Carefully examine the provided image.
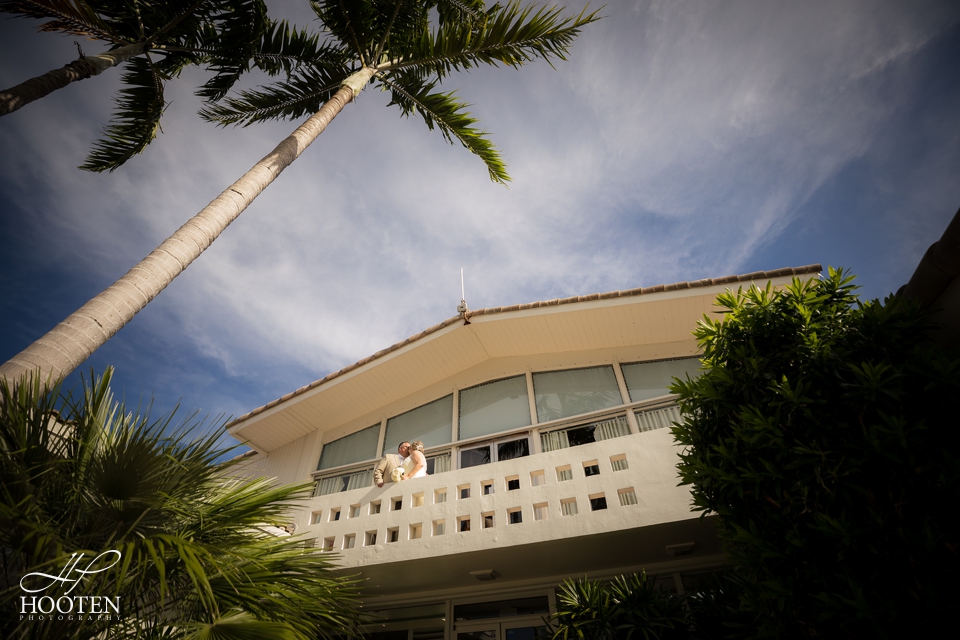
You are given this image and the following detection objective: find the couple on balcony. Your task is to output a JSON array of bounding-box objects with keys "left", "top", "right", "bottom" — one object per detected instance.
[{"left": 374, "top": 440, "right": 427, "bottom": 487}]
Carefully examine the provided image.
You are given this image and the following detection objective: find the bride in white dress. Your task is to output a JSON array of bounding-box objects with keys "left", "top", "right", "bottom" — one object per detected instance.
[{"left": 401, "top": 440, "right": 428, "bottom": 479}]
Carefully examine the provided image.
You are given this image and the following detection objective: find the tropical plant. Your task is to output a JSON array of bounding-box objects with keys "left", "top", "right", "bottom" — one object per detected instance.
[
  {"left": 0, "top": 0, "right": 599, "bottom": 391},
  {"left": 0, "top": 0, "right": 269, "bottom": 171},
  {"left": 0, "top": 367, "right": 363, "bottom": 640},
  {"left": 549, "top": 573, "right": 688, "bottom": 640},
  {"left": 670, "top": 268, "right": 960, "bottom": 637}
]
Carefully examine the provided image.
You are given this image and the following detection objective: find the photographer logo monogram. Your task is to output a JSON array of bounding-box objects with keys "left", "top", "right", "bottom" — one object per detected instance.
[{"left": 19, "top": 550, "right": 123, "bottom": 622}]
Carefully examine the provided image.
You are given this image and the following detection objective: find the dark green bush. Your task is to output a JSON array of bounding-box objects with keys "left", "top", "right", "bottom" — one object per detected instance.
[{"left": 671, "top": 268, "right": 960, "bottom": 637}]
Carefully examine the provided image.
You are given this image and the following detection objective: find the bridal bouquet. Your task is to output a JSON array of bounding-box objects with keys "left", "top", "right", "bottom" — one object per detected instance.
[{"left": 391, "top": 468, "right": 405, "bottom": 483}]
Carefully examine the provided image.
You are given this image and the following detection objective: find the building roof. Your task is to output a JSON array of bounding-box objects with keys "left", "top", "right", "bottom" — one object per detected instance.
[{"left": 226, "top": 265, "right": 820, "bottom": 450}]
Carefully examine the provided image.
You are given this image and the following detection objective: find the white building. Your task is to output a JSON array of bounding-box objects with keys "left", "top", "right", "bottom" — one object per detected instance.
[{"left": 227, "top": 265, "right": 820, "bottom": 640}]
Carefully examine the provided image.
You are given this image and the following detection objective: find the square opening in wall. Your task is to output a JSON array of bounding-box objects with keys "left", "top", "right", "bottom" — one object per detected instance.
[
  {"left": 392, "top": 497, "right": 403, "bottom": 511},
  {"left": 561, "top": 498, "right": 578, "bottom": 516},
  {"left": 610, "top": 454, "right": 629, "bottom": 471},
  {"left": 506, "top": 475, "right": 520, "bottom": 491},
  {"left": 433, "top": 520, "right": 445, "bottom": 536},
  {"left": 342, "top": 534, "right": 355, "bottom": 550},
  {"left": 482, "top": 480, "right": 494, "bottom": 495},
  {"left": 349, "top": 504, "right": 360, "bottom": 518},
  {"left": 322, "top": 537, "right": 335, "bottom": 552},
  {"left": 369, "top": 501, "right": 381, "bottom": 515},
  {"left": 311, "top": 511, "right": 322, "bottom": 525},
  {"left": 387, "top": 527, "right": 399, "bottom": 543},
  {"left": 618, "top": 487, "right": 638, "bottom": 506},
  {"left": 508, "top": 508, "right": 522, "bottom": 524},
  {"left": 458, "top": 516, "right": 471, "bottom": 532},
  {"left": 459, "top": 484, "right": 471, "bottom": 500},
  {"left": 409, "top": 523, "right": 422, "bottom": 540},
  {"left": 412, "top": 492, "right": 424, "bottom": 507},
  {"left": 534, "top": 503, "right": 548, "bottom": 521},
  {"left": 329, "top": 508, "right": 341, "bottom": 522},
  {"left": 583, "top": 460, "right": 600, "bottom": 477},
  {"left": 482, "top": 512, "right": 495, "bottom": 529},
  {"left": 435, "top": 488, "right": 447, "bottom": 504},
  {"left": 589, "top": 493, "right": 608, "bottom": 511},
  {"left": 530, "top": 470, "right": 545, "bottom": 486},
  {"left": 364, "top": 531, "right": 377, "bottom": 546},
  {"left": 556, "top": 466, "right": 573, "bottom": 482}
]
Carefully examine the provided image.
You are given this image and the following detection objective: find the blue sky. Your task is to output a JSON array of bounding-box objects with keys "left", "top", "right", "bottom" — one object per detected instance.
[{"left": 1, "top": 1, "right": 958, "bottom": 451}]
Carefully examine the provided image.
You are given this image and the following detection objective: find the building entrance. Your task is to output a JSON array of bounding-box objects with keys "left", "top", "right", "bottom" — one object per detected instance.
[{"left": 454, "top": 615, "right": 548, "bottom": 640}]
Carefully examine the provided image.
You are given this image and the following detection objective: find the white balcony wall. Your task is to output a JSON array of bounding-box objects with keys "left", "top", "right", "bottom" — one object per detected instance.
[{"left": 297, "top": 428, "right": 692, "bottom": 566}]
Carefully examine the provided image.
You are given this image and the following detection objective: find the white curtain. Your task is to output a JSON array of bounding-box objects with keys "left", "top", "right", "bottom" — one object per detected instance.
[
  {"left": 384, "top": 395, "right": 453, "bottom": 452},
  {"left": 593, "top": 416, "right": 630, "bottom": 441},
  {"left": 458, "top": 375, "right": 531, "bottom": 439},
  {"left": 345, "top": 469, "right": 372, "bottom": 491},
  {"left": 618, "top": 490, "right": 638, "bottom": 506},
  {"left": 316, "top": 476, "right": 344, "bottom": 496},
  {"left": 561, "top": 501, "right": 578, "bottom": 516},
  {"left": 540, "top": 430, "right": 569, "bottom": 452},
  {"left": 635, "top": 405, "right": 683, "bottom": 432},
  {"left": 533, "top": 366, "right": 622, "bottom": 422},
  {"left": 621, "top": 358, "right": 702, "bottom": 402},
  {"left": 429, "top": 452, "right": 451, "bottom": 474}
]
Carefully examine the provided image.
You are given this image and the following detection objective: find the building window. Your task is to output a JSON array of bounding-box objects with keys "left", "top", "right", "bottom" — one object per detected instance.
[
  {"left": 540, "top": 415, "right": 630, "bottom": 452},
  {"left": 533, "top": 365, "right": 623, "bottom": 422},
  {"left": 370, "top": 501, "right": 381, "bottom": 515},
  {"left": 482, "top": 480, "right": 494, "bottom": 495},
  {"left": 635, "top": 404, "right": 684, "bottom": 432},
  {"left": 388, "top": 527, "right": 399, "bottom": 543},
  {"left": 458, "top": 375, "right": 531, "bottom": 440},
  {"left": 561, "top": 498, "right": 578, "bottom": 516},
  {"left": 530, "top": 470, "right": 546, "bottom": 486},
  {"left": 590, "top": 494, "right": 607, "bottom": 511},
  {"left": 343, "top": 534, "right": 356, "bottom": 550},
  {"left": 610, "top": 454, "right": 629, "bottom": 471},
  {"left": 322, "top": 537, "right": 334, "bottom": 551},
  {"left": 583, "top": 460, "right": 600, "bottom": 477},
  {"left": 311, "top": 511, "right": 322, "bottom": 525},
  {"left": 350, "top": 505, "right": 360, "bottom": 518},
  {"left": 393, "top": 498, "right": 403, "bottom": 511},
  {"left": 556, "top": 466, "right": 573, "bottom": 482},
  {"left": 534, "top": 503, "right": 548, "bottom": 521},
  {"left": 483, "top": 512, "right": 495, "bottom": 529},
  {"left": 435, "top": 489, "right": 447, "bottom": 504},
  {"left": 412, "top": 492, "right": 424, "bottom": 507},
  {"left": 459, "top": 435, "right": 531, "bottom": 470},
  {"left": 458, "top": 516, "right": 471, "bottom": 532},
  {"left": 317, "top": 424, "right": 380, "bottom": 471},
  {"left": 315, "top": 468, "right": 374, "bottom": 495},
  {"left": 618, "top": 488, "right": 638, "bottom": 506},
  {"left": 410, "top": 523, "right": 422, "bottom": 540},
  {"left": 385, "top": 395, "right": 454, "bottom": 453},
  {"left": 433, "top": 520, "right": 445, "bottom": 536},
  {"left": 506, "top": 475, "right": 520, "bottom": 491},
  {"left": 329, "top": 508, "right": 341, "bottom": 522},
  {"left": 508, "top": 508, "right": 522, "bottom": 524},
  {"left": 365, "top": 531, "right": 377, "bottom": 546},
  {"left": 621, "top": 357, "right": 701, "bottom": 402}
]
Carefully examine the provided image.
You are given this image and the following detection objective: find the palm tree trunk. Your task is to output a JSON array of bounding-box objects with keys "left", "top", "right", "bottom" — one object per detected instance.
[
  {"left": 0, "top": 42, "right": 145, "bottom": 117},
  {"left": 0, "top": 67, "right": 377, "bottom": 388}
]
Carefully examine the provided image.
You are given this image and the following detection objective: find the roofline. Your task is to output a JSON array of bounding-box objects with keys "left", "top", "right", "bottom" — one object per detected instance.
[{"left": 226, "top": 264, "right": 821, "bottom": 430}]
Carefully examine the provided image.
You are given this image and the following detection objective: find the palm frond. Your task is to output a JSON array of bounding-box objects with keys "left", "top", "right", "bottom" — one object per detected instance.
[
  {"left": 388, "top": 1, "right": 601, "bottom": 76},
  {"left": 199, "top": 64, "right": 348, "bottom": 126},
  {"left": 0, "top": 0, "right": 114, "bottom": 40},
  {"left": 381, "top": 71, "right": 509, "bottom": 184},
  {"left": 80, "top": 54, "right": 166, "bottom": 171}
]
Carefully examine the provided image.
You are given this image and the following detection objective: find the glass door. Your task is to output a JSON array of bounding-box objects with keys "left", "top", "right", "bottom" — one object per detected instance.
[
  {"left": 455, "top": 624, "right": 498, "bottom": 640},
  {"left": 456, "top": 616, "right": 547, "bottom": 640}
]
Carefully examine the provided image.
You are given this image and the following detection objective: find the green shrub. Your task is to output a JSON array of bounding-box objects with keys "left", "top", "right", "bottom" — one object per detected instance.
[{"left": 671, "top": 269, "right": 960, "bottom": 637}]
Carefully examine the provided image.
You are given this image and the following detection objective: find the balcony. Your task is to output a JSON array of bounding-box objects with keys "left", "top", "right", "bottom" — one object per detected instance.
[{"left": 296, "top": 400, "right": 722, "bottom": 593}]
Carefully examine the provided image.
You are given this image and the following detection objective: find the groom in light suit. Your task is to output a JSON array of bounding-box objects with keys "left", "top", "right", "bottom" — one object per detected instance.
[{"left": 374, "top": 441, "right": 410, "bottom": 487}]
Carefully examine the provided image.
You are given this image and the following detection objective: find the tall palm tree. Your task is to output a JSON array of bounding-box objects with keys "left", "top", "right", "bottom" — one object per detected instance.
[
  {"left": 0, "top": 367, "right": 364, "bottom": 640},
  {"left": 0, "top": 0, "right": 269, "bottom": 171},
  {"left": 0, "top": 0, "right": 599, "bottom": 391}
]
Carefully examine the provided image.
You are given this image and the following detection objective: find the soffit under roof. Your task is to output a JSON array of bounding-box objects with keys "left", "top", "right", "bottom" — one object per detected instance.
[{"left": 228, "top": 266, "right": 821, "bottom": 452}]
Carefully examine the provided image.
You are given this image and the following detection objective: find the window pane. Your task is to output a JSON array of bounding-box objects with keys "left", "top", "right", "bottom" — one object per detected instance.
[
  {"left": 621, "top": 358, "right": 702, "bottom": 402},
  {"left": 533, "top": 366, "right": 622, "bottom": 422},
  {"left": 459, "top": 375, "right": 531, "bottom": 439},
  {"left": 385, "top": 395, "right": 453, "bottom": 453},
  {"left": 318, "top": 424, "right": 380, "bottom": 470},
  {"left": 497, "top": 438, "right": 530, "bottom": 461},
  {"left": 461, "top": 445, "right": 491, "bottom": 469}
]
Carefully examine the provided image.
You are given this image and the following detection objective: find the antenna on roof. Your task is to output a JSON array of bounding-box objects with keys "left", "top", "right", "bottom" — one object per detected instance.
[{"left": 457, "top": 267, "right": 470, "bottom": 323}]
